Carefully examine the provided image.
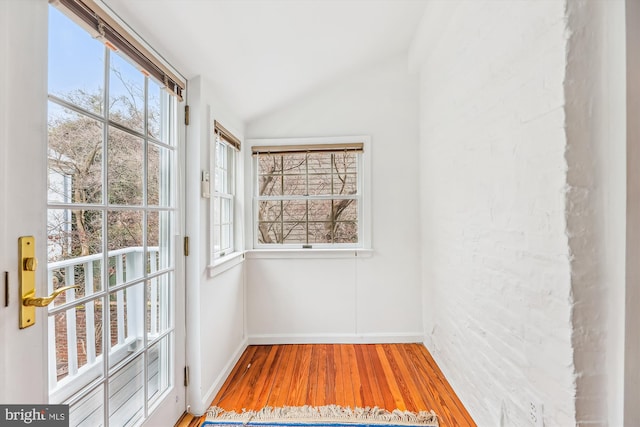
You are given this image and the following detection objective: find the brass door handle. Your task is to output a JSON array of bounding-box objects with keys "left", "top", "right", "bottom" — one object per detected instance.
[
  {"left": 23, "top": 285, "right": 80, "bottom": 307},
  {"left": 18, "top": 236, "right": 82, "bottom": 329}
]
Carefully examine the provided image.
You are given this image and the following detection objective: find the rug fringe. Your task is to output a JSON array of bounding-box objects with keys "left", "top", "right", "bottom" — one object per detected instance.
[{"left": 206, "top": 405, "right": 438, "bottom": 426}]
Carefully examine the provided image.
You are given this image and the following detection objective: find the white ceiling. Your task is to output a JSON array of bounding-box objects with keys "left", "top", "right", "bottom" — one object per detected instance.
[{"left": 103, "top": 0, "right": 428, "bottom": 122}]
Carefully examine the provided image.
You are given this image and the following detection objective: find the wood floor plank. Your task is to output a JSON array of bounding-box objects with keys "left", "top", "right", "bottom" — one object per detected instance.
[
  {"left": 375, "top": 344, "right": 407, "bottom": 410},
  {"left": 345, "top": 344, "right": 363, "bottom": 408},
  {"left": 354, "top": 344, "right": 375, "bottom": 405},
  {"left": 240, "top": 346, "right": 273, "bottom": 409},
  {"left": 291, "top": 344, "right": 312, "bottom": 406},
  {"left": 248, "top": 345, "right": 281, "bottom": 409},
  {"left": 306, "top": 344, "right": 320, "bottom": 405},
  {"left": 212, "top": 345, "right": 258, "bottom": 409},
  {"left": 332, "top": 345, "right": 345, "bottom": 406},
  {"left": 407, "top": 344, "right": 477, "bottom": 427},
  {"left": 338, "top": 344, "right": 355, "bottom": 406},
  {"left": 268, "top": 344, "right": 297, "bottom": 407},
  {"left": 315, "top": 344, "right": 328, "bottom": 405},
  {"left": 382, "top": 344, "right": 420, "bottom": 411},
  {"left": 361, "top": 344, "right": 386, "bottom": 406},
  {"left": 398, "top": 344, "right": 452, "bottom": 423},
  {"left": 233, "top": 345, "right": 270, "bottom": 409},
  {"left": 388, "top": 344, "right": 428, "bottom": 410},
  {"left": 177, "top": 344, "right": 475, "bottom": 427},
  {"left": 324, "top": 344, "right": 337, "bottom": 404}
]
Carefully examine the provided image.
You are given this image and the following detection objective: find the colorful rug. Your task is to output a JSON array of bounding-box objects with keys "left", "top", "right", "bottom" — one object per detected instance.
[{"left": 203, "top": 405, "right": 438, "bottom": 427}]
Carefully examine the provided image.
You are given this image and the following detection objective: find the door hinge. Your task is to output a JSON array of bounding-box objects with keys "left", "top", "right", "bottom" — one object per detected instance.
[
  {"left": 184, "top": 236, "right": 189, "bottom": 256},
  {"left": 184, "top": 366, "right": 189, "bottom": 387},
  {"left": 185, "top": 105, "right": 190, "bottom": 126}
]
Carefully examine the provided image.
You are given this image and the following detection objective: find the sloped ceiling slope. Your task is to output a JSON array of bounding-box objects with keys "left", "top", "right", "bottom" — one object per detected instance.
[{"left": 103, "top": 0, "right": 428, "bottom": 122}]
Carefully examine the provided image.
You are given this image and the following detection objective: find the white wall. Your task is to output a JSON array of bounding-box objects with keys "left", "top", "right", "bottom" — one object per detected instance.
[
  {"left": 565, "top": 1, "right": 627, "bottom": 425},
  {"left": 185, "top": 76, "right": 247, "bottom": 415},
  {"left": 411, "top": 2, "right": 576, "bottom": 426},
  {"left": 245, "top": 54, "right": 423, "bottom": 343}
]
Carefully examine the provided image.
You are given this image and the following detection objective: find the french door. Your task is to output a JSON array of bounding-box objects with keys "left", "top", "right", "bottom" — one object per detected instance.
[{"left": 46, "top": 4, "right": 184, "bottom": 426}]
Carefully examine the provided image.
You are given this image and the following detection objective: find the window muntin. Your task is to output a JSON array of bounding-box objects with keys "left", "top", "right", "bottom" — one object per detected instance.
[
  {"left": 213, "top": 137, "right": 235, "bottom": 259},
  {"left": 254, "top": 147, "right": 362, "bottom": 247}
]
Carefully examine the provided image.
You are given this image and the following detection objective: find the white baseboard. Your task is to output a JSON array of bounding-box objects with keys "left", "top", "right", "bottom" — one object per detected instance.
[
  {"left": 248, "top": 332, "right": 424, "bottom": 345},
  {"left": 199, "top": 338, "right": 248, "bottom": 414}
]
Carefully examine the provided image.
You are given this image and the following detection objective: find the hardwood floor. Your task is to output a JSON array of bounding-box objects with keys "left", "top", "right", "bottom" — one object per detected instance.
[{"left": 175, "top": 344, "right": 476, "bottom": 427}]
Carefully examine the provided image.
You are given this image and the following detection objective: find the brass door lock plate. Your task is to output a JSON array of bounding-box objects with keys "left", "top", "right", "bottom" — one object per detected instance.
[
  {"left": 18, "top": 236, "right": 79, "bottom": 329},
  {"left": 19, "top": 236, "right": 37, "bottom": 329}
]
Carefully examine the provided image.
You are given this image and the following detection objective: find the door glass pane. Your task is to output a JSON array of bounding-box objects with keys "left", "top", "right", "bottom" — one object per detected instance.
[
  {"left": 148, "top": 143, "right": 172, "bottom": 207},
  {"left": 48, "top": 103, "right": 103, "bottom": 205},
  {"left": 48, "top": 208, "right": 103, "bottom": 264},
  {"left": 147, "top": 211, "right": 172, "bottom": 271},
  {"left": 53, "top": 311, "right": 70, "bottom": 383},
  {"left": 109, "top": 53, "right": 144, "bottom": 134},
  {"left": 109, "top": 355, "right": 144, "bottom": 427},
  {"left": 75, "top": 300, "right": 101, "bottom": 372},
  {"left": 147, "top": 80, "right": 162, "bottom": 141},
  {"left": 107, "top": 210, "right": 144, "bottom": 283},
  {"left": 148, "top": 335, "right": 171, "bottom": 408},
  {"left": 53, "top": 302, "right": 104, "bottom": 385},
  {"left": 69, "top": 384, "right": 105, "bottom": 427},
  {"left": 108, "top": 128, "right": 144, "bottom": 206},
  {"left": 49, "top": 209, "right": 104, "bottom": 307},
  {"left": 109, "top": 283, "right": 144, "bottom": 368},
  {"left": 147, "top": 274, "right": 171, "bottom": 339},
  {"left": 48, "top": 7, "right": 104, "bottom": 112}
]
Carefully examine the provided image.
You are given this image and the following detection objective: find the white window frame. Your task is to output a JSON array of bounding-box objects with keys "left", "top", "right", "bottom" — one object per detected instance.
[
  {"left": 210, "top": 129, "right": 244, "bottom": 274},
  {"left": 248, "top": 136, "right": 372, "bottom": 250},
  {"left": 212, "top": 136, "right": 235, "bottom": 259}
]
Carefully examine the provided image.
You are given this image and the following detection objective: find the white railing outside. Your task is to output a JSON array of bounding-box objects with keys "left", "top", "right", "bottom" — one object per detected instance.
[{"left": 47, "top": 246, "right": 161, "bottom": 404}]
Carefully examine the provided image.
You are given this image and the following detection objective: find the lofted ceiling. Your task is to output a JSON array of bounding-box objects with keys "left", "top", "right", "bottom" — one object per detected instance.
[{"left": 103, "top": 0, "right": 428, "bottom": 122}]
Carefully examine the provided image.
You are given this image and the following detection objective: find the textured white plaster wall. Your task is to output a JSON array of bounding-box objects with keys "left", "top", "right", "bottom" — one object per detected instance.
[
  {"left": 245, "top": 55, "right": 422, "bottom": 340},
  {"left": 565, "top": 1, "right": 627, "bottom": 425},
  {"left": 411, "top": 2, "right": 576, "bottom": 425}
]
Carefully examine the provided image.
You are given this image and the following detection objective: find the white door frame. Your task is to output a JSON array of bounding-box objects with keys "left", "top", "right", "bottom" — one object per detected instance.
[{"left": 0, "top": 0, "right": 49, "bottom": 405}]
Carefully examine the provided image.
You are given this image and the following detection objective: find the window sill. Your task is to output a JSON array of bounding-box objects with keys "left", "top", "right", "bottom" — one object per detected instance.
[
  {"left": 245, "top": 248, "right": 374, "bottom": 260},
  {"left": 208, "top": 251, "right": 245, "bottom": 278}
]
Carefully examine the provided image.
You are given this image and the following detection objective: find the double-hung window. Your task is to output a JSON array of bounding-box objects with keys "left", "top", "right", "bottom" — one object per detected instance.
[
  {"left": 252, "top": 138, "right": 366, "bottom": 248},
  {"left": 212, "top": 120, "right": 240, "bottom": 260}
]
